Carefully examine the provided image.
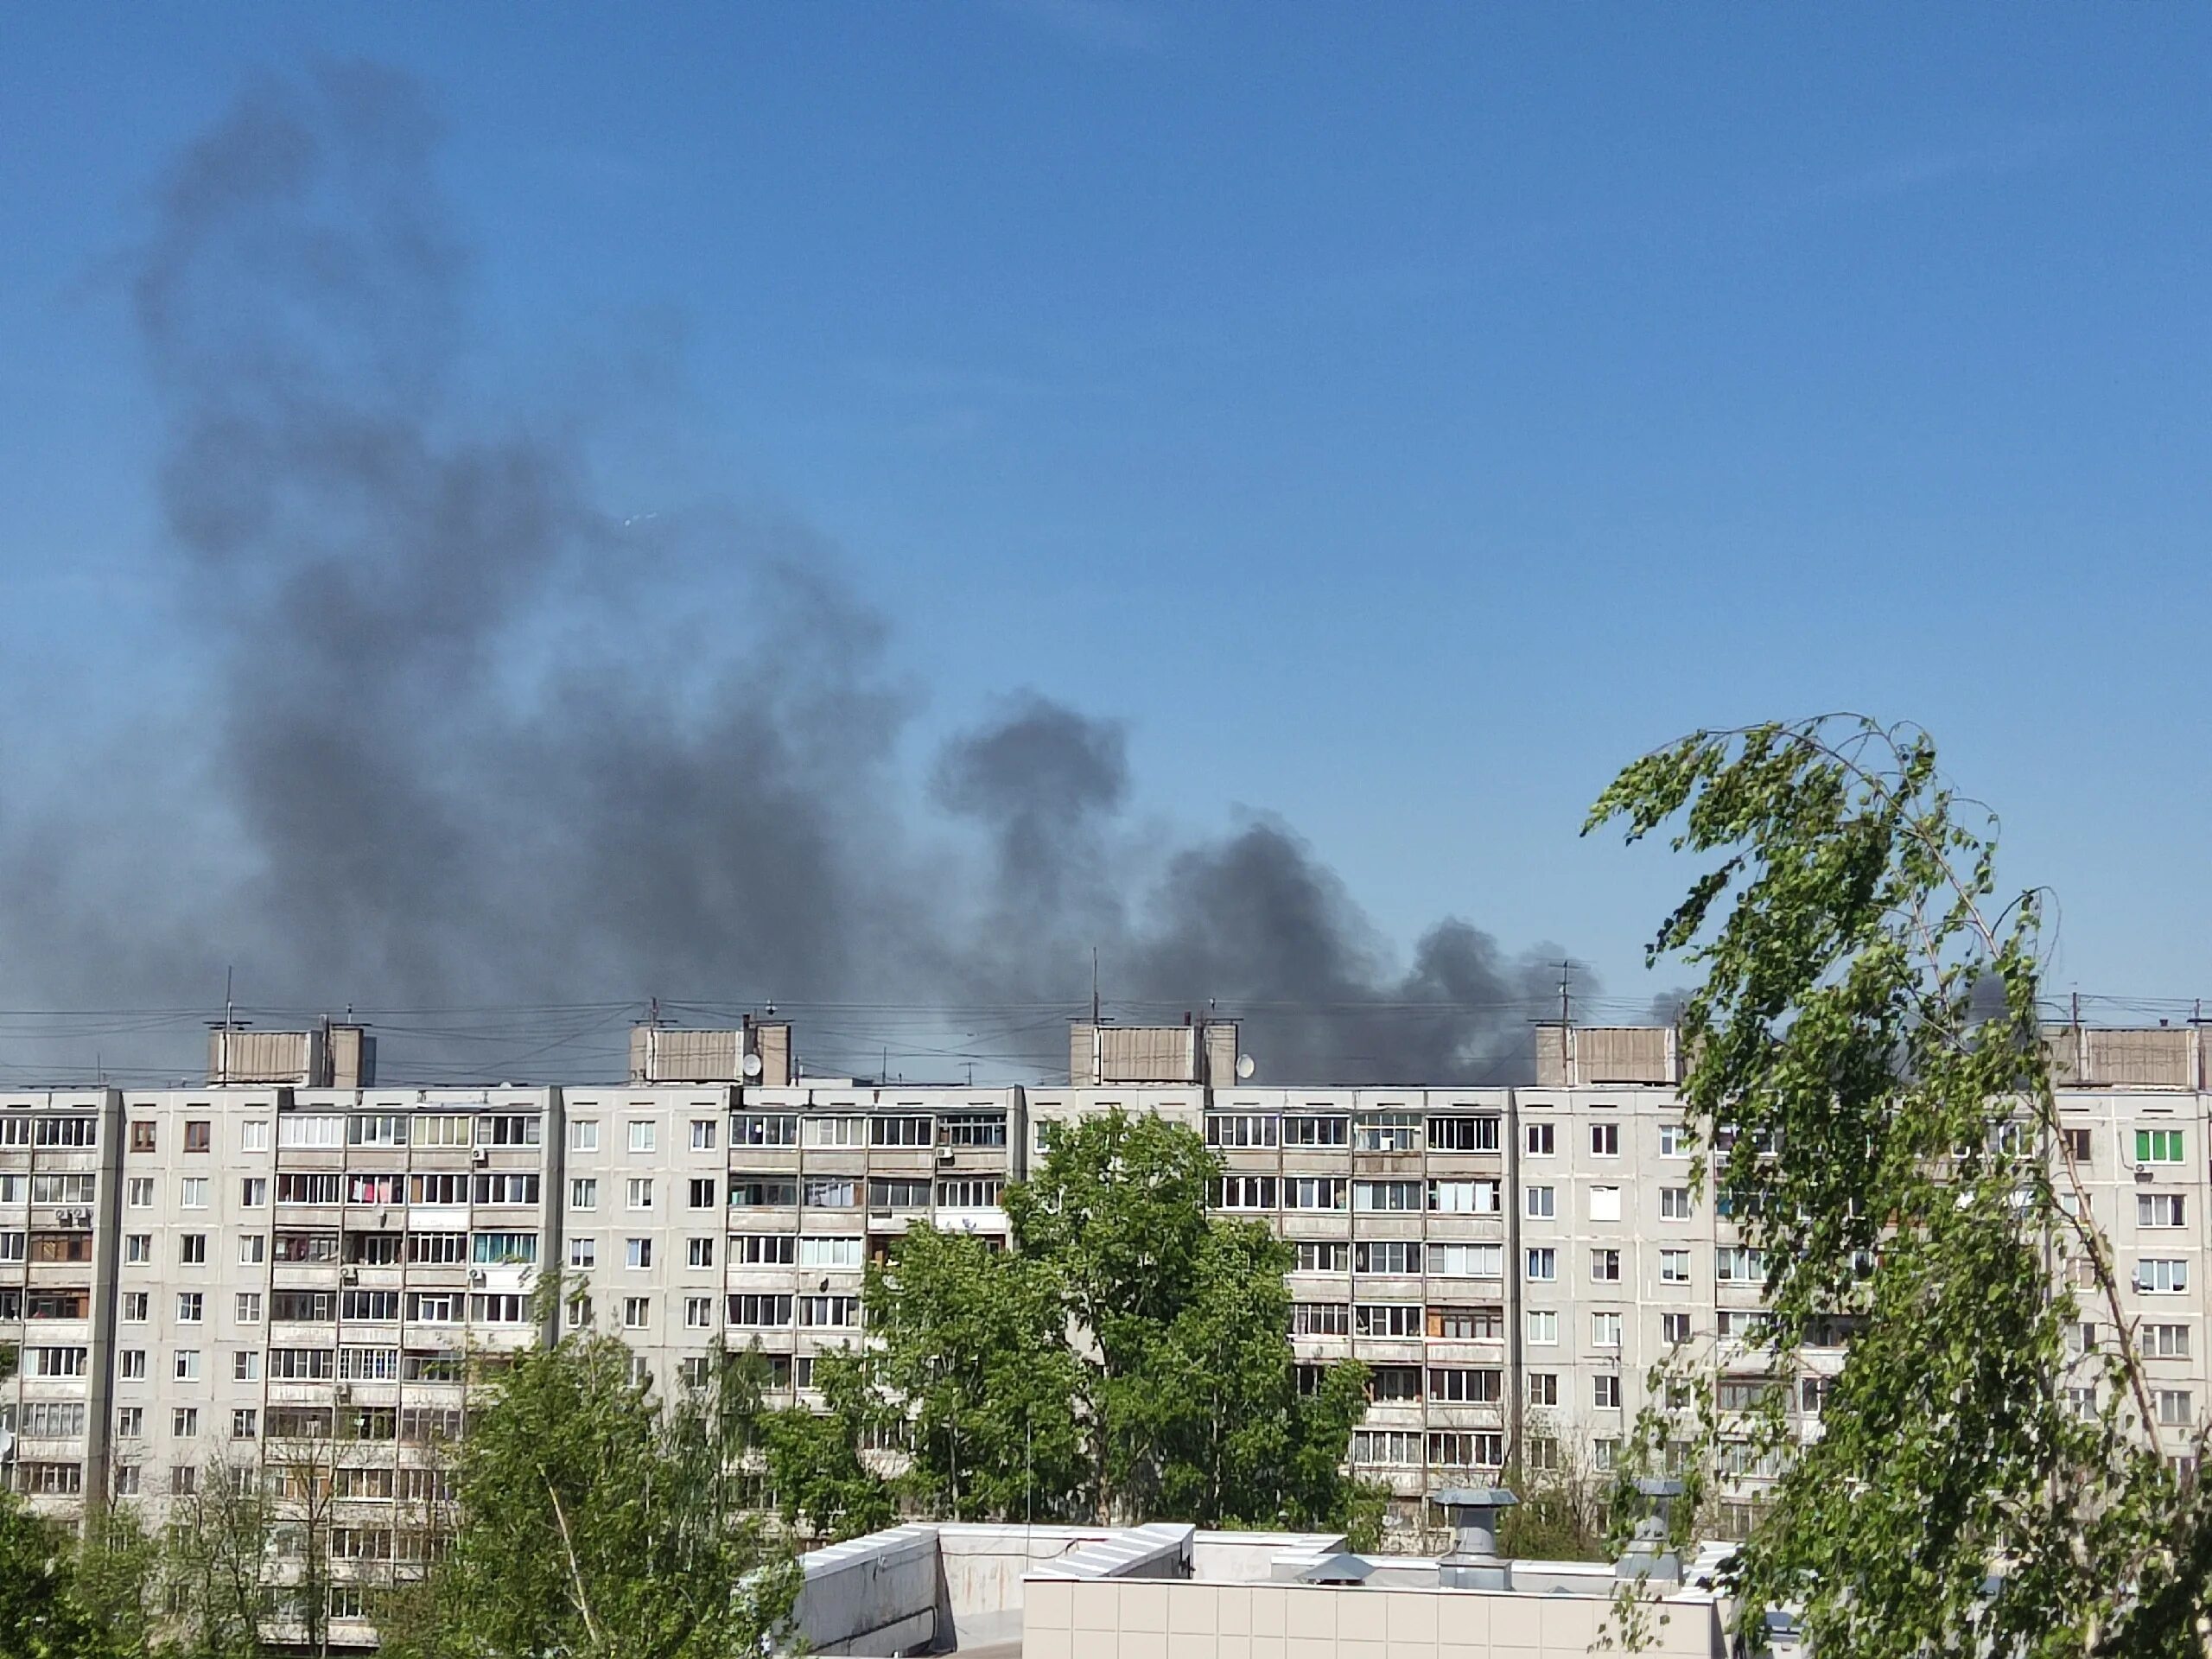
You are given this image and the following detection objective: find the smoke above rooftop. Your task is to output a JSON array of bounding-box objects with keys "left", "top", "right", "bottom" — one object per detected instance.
[{"left": 0, "top": 65, "right": 1586, "bottom": 1086}]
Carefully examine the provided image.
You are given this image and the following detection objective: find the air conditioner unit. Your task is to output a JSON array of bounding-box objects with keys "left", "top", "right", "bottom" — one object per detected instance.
[
  {"left": 935, "top": 1149, "right": 956, "bottom": 1164},
  {"left": 471, "top": 1147, "right": 489, "bottom": 1165},
  {"left": 2135, "top": 1167, "right": 2155, "bottom": 1183},
  {"left": 332, "top": 1384, "right": 351, "bottom": 1404},
  {"left": 340, "top": 1268, "right": 359, "bottom": 1285},
  {"left": 467, "top": 1268, "right": 486, "bottom": 1285}
]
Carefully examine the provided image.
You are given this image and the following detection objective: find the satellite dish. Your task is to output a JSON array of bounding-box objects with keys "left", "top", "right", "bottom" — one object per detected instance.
[
  {"left": 1236, "top": 1054, "right": 1255, "bottom": 1079},
  {"left": 741, "top": 1052, "right": 764, "bottom": 1078}
]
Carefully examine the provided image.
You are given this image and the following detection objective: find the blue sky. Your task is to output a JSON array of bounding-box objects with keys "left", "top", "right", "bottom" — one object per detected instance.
[{"left": 3, "top": 3, "right": 2209, "bottom": 1019}]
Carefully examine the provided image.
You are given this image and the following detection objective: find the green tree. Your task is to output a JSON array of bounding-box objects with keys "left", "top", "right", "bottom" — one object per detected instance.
[
  {"left": 825, "top": 1109, "right": 1373, "bottom": 1534},
  {"left": 0, "top": 1491, "right": 118, "bottom": 1659},
  {"left": 159, "top": 1454, "right": 287, "bottom": 1657},
  {"left": 1590, "top": 715, "right": 2207, "bottom": 1656},
  {"left": 759, "top": 1351, "right": 898, "bottom": 1543},
  {"left": 378, "top": 1317, "right": 797, "bottom": 1659},
  {"left": 75, "top": 1504, "right": 159, "bottom": 1657}
]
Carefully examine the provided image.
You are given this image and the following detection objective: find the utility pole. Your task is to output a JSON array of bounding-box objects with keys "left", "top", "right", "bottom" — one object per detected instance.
[{"left": 1559, "top": 960, "right": 1573, "bottom": 1027}]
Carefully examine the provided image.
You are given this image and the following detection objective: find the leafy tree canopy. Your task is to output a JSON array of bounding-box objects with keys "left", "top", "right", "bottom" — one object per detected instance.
[
  {"left": 772, "top": 1109, "right": 1375, "bottom": 1539},
  {"left": 380, "top": 1310, "right": 797, "bottom": 1659},
  {"left": 1591, "top": 716, "right": 2208, "bottom": 1657}
]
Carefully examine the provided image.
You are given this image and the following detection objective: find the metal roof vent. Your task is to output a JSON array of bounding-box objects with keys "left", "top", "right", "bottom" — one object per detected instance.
[
  {"left": 1432, "top": 1485, "right": 1517, "bottom": 1591},
  {"left": 1615, "top": 1477, "right": 1686, "bottom": 1585}
]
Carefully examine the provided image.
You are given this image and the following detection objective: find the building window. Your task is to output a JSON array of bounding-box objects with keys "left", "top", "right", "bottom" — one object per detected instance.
[
  {"left": 236, "top": 1293, "right": 262, "bottom": 1324},
  {"left": 1593, "top": 1375, "right": 1623, "bottom": 1410},
  {"left": 1525, "top": 1249, "right": 1556, "bottom": 1282},
  {"left": 1429, "top": 1179, "right": 1500, "bottom": 1213},
  {"left": 629, "top": 1121, "right": 657, "bottom": 1154},
  {"left": 805, "top": 1178, "right": 859, "bottom": 1209},
  {"left": 938, "top": 1178, "right": 1003, "bottom": 1210},
  {"left": 798, "top": 1236, "right": 861, "bottom": 1269},
  {"left": 626, "top": 1179, "right": 655, "bottom": 1211},
  {"left": 1592, "top": 1311, "right": 1622, "bottom": 1348},
  {"left": 1525, "top": 1122, "right": 1554, "bottom": 1156},
  {"left": 1427, "top": 1306, "right": 1503, "bottom": 1339},
  {"left": 238, "top": 1235, "right": 264, "bottom": 1265},
  {"left": 232, "top": 1408, "right": 258, "bottom": 1441},
  {"left": 1427, "top": 1243, "right": 1502, "bottom": 1278},
  {"left": 183, "top": 1120, "right": 212, "bottom": 1154},
  {"left": 124, "top": 1233, "right": 151, "bottom": 1264},
  {"left": 119, "top": 1350, "right": 146, "bottom": 1380},
  {"left": 1205, "top": 1114, "right": 1280, "bottom": 1149},
  {"left": 1283, "top": 1177, "right": 1345, "bottom": 1211},
  {"left": 728, "top": 1294, "right": 794, "bottom": 1328},
  {"left": 684, "top": 1296, "right": 714, "bottom": 1328},
  {"left": 1212, "top": 1175, "right": 1277, "bottom": 1211},
  {"left": 1356, "top": 1241, "right": 1420, "bottom": 1276},
  {"left": 1660, "top": 1249, "right": 1690, "bottom": 1283},
  {"left": 176, "top": 1293, "right": 204, "bottom": 1324},
  {"left": 941, "top": 1112, "right": 1008, "bottom": 1148},
  {"left": 1293, "top": 1241, "right": 1349, "bottom": 1273},
  {"left": 1349, "top": 1430, "right": 1421, "bottom": 1467},
  {"left": 117, "top": 1406, "right": 144, "bottom": 1438},
  {"left": 1353, "top": 1302, "right": 1423, "bottom": 1338},
  {"left": 2158, "top": 1389, "right": 2193, "bottom": 1427},
  {"left": 1290, "top": 1302, "right": 1350, "bottom": 1337},
  {"left": 180, "top": 1234, "right": 207, "bottom": 1265},
  {"left": 1427, "top": 1367, "right": 1502, "bottom": 1403},
  {"left": 626, "top": 1238, "right": 653, "bottom": 1269},
  {"left": 688, "top": 1178, "right": 717, "bottom": 1211},
  {"left": 126, "top": 1178, "right": 154, "bottom": 1209},
  {"left": 1526, "top": 1311, "right": 1558, "bottom": 1346},
  {"left": 1353, "top": 1180, "right": 1421, "bottom": 1213},
  {"left": 687, "top": 1236, "right": 715, "bottom": 1268},
  {"left": 240, "top": 1178, "right": 268, "bottom": 1208},
  {"left": 2139, "top": 1194, "right": 2187, "bottom": 1230},
  {"left": 130, "top": 1122, "right": 156, "bottom": 1153},
  {"left": 570, "top": 1179, "right": 598, "bottom": 1211},
  {"left": 1427, "top": 1116, "right": 1501, "bottom": 1152},
  {"left": 1661, "top": 1312, "right": 1692, "bottom": 1345},
  {"left": 1528, "top": 1372, "right": 1560, "bottom": 1406},
  {"left": 2139, "top": 1259, "right": 2190, "bottom": 1295},
  {"left": 1525, "top": 1185, "right": 1554, "bottom": 1219},
  {"left": 1660, "top": 1186, "right": 1693, "bottom": 1220},
  {"left": 622, "top": 1298, "right": 650, "bottom": 1329},
  {"left": 1716, "top": 1245, "right": 1765, "bottom": 1283},
  {"left": 801, "top": 1295, "right": 861, "bottom": 1328},
  {"left": 2139, "top": 1128, "right": 2186, "bottom": 1166},
  {"left": 690, "top": 1120, "right": 717, "bottom": 1151},
  {"left": 2141, "top": 1323, "right": 2191, "bottom": 1358},
  {"left": 1356, "top": 1112, "right": 1421, "bottom": 1153},
  {"left": 174, "top": 1351, "right": 200, "bottom": 1382},
  {"left": 121, "top": 1293, "right": 149, "bottom": 1322},
  {"left": 1658, "top": 1123, "right": 1688, "bottom": 1156},
  {"left": 1428, "top": 1431, "right": 1505, "bottom": 1471},
  {"left": 569, "top": 1237, "right": 596, "bottom": 1268},
  {"left": 1592, "top": 1249, "right": 1622, "bottom": 1283},
  {"left": 571, "top": 1120, "right": 600, "bottom": 1152},
  {"left": 1283, "top": 1115, "right": 1349, "bottom": 1147},
  {"left": 731, "top": 1114, "right": 797, "bottom": 1147}
]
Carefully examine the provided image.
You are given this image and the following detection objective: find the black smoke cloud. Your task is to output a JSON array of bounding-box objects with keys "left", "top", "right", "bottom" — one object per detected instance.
[{"left": 0, "top": 66, "right": 1584, "bottom": 1086}]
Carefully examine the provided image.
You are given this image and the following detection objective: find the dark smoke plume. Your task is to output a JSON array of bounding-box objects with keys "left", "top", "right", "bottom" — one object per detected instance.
[{"left": 0, "top": 66, "right": 1586, "bottom": 1086}]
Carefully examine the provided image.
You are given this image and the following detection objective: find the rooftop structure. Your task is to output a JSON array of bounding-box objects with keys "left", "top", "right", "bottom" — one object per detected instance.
[{"left": 787, "top": 1513, "right": 1737, "bottom": 1657}]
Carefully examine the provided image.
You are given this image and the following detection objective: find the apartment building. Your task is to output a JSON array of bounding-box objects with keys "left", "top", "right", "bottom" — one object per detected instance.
[
  {"left": 0, "top": 1088, "right": 122, "bottom": 1518},
  {"left": 7, "top": 1016, "right": 2210, "bottom": 1563}
]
